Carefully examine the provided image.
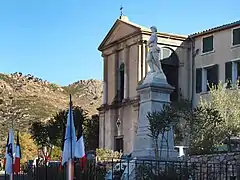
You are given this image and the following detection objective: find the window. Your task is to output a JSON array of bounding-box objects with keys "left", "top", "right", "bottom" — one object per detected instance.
[
  {"left": 225, "top": 62, "right": 232, "bottom": 87},
  {"left": 161, "top": 47, "right": 179, "bottom": 101},
  {"left": 206, "top": 65, "right": 219, "bottom": 91},
  {"left": 119, "top": 63, "right": 124, "bottom": 101},
  {"left": 233, "top": 28, "right": 240, "bottom": 46},
  {"left": 115, "top": 137, "right": 123, "bottom": 153},
  {"left": 225, "top": 60, "right": 240, "bottom": 87},
  {"left": 202, "top": 35, "right": 214, "bottom": 53},
  {"left": 162, "top": 48, "right": 171, "bottom": 59},
  {"left": 195, "top": 65, "right": 219, "bottom": 93}
]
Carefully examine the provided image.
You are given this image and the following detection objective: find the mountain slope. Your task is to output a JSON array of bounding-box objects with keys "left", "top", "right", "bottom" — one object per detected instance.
[{"left": 0, "top": 72, "right": 102, "bottom": 147}]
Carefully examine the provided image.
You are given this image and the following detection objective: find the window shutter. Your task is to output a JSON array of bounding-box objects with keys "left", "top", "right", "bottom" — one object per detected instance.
[
  {"left": 196, "top": 68, "right": 202, "bottom": 93},
  {"left": 212, "top": 64, "right": 219, "bottom": 86},
  {"left": 225, "top": 62, "right": 232, "bottom": 86},
  {"left": 203, "top": 36, "right": 213, "bottom": 53},
  {"left": 233, "top": 28, "right": 240, "bottom": 46}
]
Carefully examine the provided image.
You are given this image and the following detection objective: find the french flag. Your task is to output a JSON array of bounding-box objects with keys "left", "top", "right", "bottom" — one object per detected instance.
[
  {"left": 75, "top": 120, "right": 87, "bottom": 170},
  {"left": 61, "top": 98, "right": 76, "bottom": 166},
  {"left": 3, "top": 134, "right": 9, "bottom": 170},
  {"left": 14, "top": 132, "right": 21, "bottom": 173},
  {"left": 5, "top": 128, "right": 15, "bottom": 175}
]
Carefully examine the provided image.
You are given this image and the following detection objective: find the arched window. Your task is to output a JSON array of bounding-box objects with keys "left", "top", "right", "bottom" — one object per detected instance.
[
  {"left": 161, "top": 47, "right": 179, "bottom": 66},
  {"left": 119, "top": 63, "right": 125, "bottom": 101},
  {"left": 161, "top": 47, "right": 179, "bottom": 102},
  {"left": 162, "top": 48, "right": 172, "bottom": 59}
]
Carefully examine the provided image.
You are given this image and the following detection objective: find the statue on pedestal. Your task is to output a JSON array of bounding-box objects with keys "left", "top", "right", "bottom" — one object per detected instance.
[{"left": 146, "top": 26, "right": 166, "bottom": 80}]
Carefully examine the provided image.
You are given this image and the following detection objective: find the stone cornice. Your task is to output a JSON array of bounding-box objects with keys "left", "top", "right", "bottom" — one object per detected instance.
[
  {"left": 141, "top": 31, "right": 188, "bottom": 41},
  {"left": 99, "top": 31, "right": 141, "bottom": 52}
]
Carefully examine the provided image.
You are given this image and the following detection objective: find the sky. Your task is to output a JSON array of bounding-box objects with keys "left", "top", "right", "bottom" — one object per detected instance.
[{"left": 0, "top": 0, "right": 239, "bottom": 86}]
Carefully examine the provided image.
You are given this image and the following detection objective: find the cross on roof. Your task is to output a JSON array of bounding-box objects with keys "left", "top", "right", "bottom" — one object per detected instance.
[{"left": 120, "top": 5, "right": 123, "bottom": 16}]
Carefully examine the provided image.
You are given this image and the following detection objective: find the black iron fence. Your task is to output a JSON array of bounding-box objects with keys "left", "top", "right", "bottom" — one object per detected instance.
[{"left": 2, "top": 159, "right": 240, "bottom": 180}]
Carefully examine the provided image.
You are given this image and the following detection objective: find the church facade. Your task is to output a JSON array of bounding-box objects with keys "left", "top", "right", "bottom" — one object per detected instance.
[{"left": 97, "top": 16, "right": 240, "bottom": 154}]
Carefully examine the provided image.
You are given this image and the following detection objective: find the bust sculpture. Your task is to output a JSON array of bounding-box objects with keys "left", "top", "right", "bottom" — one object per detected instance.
[{"left": 146, "top": 26, "right": 166, "bottom": 80}]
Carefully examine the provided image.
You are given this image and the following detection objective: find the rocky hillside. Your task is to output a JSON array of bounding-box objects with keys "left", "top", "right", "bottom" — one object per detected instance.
[{"left": 0, "top": 72, "right": 102, "bottom": 147}]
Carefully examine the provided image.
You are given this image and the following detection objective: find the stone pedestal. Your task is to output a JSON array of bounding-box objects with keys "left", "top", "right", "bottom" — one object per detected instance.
[{"left": 131, "top": 72, "right": 178, "bottom": 160}]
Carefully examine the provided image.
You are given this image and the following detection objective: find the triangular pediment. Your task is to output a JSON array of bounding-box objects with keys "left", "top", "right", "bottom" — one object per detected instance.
[{"left": 98, "top": 19, "right": 142, "bottom": 51}]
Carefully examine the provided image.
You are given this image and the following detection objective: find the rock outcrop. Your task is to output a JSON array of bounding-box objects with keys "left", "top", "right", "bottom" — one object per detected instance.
[{"left": 0, "top": 72, "right": 102, "bottom": 148}]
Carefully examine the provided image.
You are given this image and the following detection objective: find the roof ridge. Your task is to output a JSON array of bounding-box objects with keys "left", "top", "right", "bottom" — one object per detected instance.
[
  {"left": 119, "top": 17, "right": 187, "bottom": 38},
  {"left": 189, "top": 20, "right": 240, "bottom": 37}
]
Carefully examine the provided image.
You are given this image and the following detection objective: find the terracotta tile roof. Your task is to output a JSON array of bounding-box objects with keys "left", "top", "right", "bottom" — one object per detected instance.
[{"left": 189, "top": 20, "right": 240, "bottom": 38}]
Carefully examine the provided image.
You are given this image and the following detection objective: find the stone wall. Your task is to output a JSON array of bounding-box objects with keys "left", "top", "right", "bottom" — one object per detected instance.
[
  {"left": 185, "top": 152, "right": 240, "bottom": 164},
  {"left": 183, "top": 153, "right": 240, "bottom": 179}
]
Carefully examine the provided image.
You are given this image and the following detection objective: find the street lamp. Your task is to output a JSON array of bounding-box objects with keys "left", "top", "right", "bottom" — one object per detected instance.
[{"left": 116, "top": 118, "right": 121, "bottom": 136}]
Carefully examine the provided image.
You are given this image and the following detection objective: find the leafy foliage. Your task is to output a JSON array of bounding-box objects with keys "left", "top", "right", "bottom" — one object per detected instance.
[
  {"left": 96, "top": 148, "right": 122, "bottom": 162},
  {"left": 31, "top": 106, "right": 99, "bottom": 158},
  {"left": 19, "top": 132, "right": 38, "bottom": 164},
  {"left": 187, "top": 106, "right": 223, "bottom": 154},
  {"left": 30, "top": 121, "right": 51, "bottom": 148},
  {"left": 170, "top": 99, "right": 224, "bottom": 155},
  {"left": 84, "top": 115, "right": 99, "bottom": 150},
  {"left": 50, "top": 146, "right": 61, "bottom": 160},
  {"left": 147, "top": 104, "right": 179, "bottom": 159},
  {"left": 169, "top": 99, "right": 194, "bottom": 145},
  {"left": 199, "top": 82, "right": 240, "bottom": 151}
]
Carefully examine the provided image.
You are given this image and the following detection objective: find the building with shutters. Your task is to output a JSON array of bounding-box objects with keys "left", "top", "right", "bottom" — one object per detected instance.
[
  {"left": 97, "top": 15, "right": 240, "bottom": 154},
  {"left": 193, "top": 21, "right": 240, "bottom": 103}
]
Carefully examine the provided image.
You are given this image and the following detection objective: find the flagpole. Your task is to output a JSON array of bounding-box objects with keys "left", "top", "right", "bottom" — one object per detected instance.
[
  {"left": 10, "top": 97, "right": 14, "bottom": 180},
  {"left": 67, "top": 94, "right": 74, "bottom": 180},
  {"left": 10, "top": 129, "right": 14, "bottom": 180}
]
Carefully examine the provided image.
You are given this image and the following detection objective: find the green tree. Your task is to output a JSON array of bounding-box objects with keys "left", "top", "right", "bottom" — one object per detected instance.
[
  {"left": 170, "top": 99, "right": 224, "bottom": 155},
  {"left": 31, "top": 106, "right": 99, "bottom": 159},
  {"left": 31, "top": 106, "right": 87, "bottom": 146},
  {"left": 199, "top": 82, "right": 240, "bottom": 151},
  {"left": 47, "top": 106, "right": 99, "bottom": 151},
  {"left": 147, "top": 111, "right": 161, "bottom": 160},
  {"left": 187, "top": 106, "right": 223, "bottom": 154},
  {"left": 30, "top": 121, "right": 50, "bottom": 147},
  {"left": 147, "top": 105, "right": 179, "bottom": 160},
  {"left": 84, "top": 115, "right": 99, "bottom": 150},
  {"left": 170, "top": 99, "right": 193, "bottom": 145},
  {"left": 30, "top": 121, "right": 52, "bottom": 159},
  {"left": 19, "top": 132, "right": 38, "bottom": 164},
  {"left": 50, "top": 146, "right": 61, "bottom": 160}
]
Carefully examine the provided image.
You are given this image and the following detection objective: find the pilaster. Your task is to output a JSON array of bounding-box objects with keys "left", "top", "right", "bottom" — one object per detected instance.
[
  {"left": 102, "top": 53, "right": 108, "bottom": 105},
  {"left": 123, "top": 45, "right": 129, "bottom": 102},
  {"left": 99, "top": 110, "right": 106, "bottom": 148},
  {"left": 141, "top": 41, "right": 146, "bottom": 79},
  {"left": 137, "top": 41, "right": 142, "bottom": 82}
]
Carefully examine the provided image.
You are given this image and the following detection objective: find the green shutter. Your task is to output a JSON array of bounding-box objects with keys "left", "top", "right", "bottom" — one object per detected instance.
[
  {"left": 225, "top": 62, "right": 232, "bottom": 87},
  {"left": 196, "top": 68, "right": 202, "bottom": 93},
  {"left": 203, "top": 36, "right": 213, "bottom": 53},
  {"left": 233, "top": 28, "right": 240, "bottom": 46}
]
